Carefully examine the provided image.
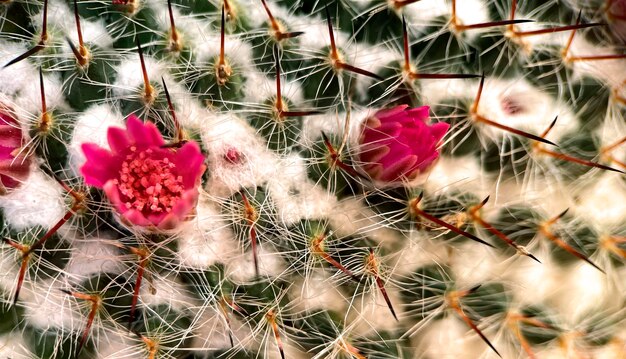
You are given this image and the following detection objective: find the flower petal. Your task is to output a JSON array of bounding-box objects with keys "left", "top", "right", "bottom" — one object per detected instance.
[
  {"left": 81, "top": 143, "right": 118, "bottom": 187},
  {"left": 123, "top": 209, "right": 153, "bottom": 227},
  {"left": 107, "top": 126, "right": 132, "bottom": 154},
  {"left": 429, "top": 122, "right": 450, "bottom": 143},
  {"left": 126, "top": 115, "right": 165, "bottom": 148},
  {"left": 172, "top": 141, "right": 205, "bottom": 188}
]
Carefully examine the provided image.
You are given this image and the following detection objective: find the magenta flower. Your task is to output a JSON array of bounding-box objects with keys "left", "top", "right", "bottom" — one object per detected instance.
[
  {"left": 0, "top": 105, "right": 31, "bottom": 194},
  {"left": 358, "top": 105, "right": 449, "bottom": 184},
  {"left": 80, "top": 115, "right": 205, "bottom": 230}
]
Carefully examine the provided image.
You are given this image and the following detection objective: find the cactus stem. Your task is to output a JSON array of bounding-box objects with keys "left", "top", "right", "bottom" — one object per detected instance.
[
  {"left": 324, "top": 7, "right": 383, "bottom": 80},
  {"left": 166, "top": 0, "right": 182, "bottom": 53},
  {"left": 160, "top": 77, "right": 184, "bottom": 144},
  {"left": 216, "top": 5, "right": 233, "bottom": 86},
  {"left": 2, "top": 0, "right": 48, "bottom": 68},
  {"left": 127, "top": 246, "right": 151, "bottom": 329},
  {"left": 265, "top": 309, "right": 285, "bottom": 359},
  {"left": 366, "top": 248, "right": 398, "bottom": 321},
  {"left": 538, "top": 211, "right": 605, "bottom": 273},
  {"left": 240, "top": 191, "right": 260, "bottom": 278},
  {"left": 409, "top": 194, "right": 494, "bottom": 248},
  {"left": 447, "top": 286, "right": 502, "bottom": 358},
  {"left": 61, "top": 289, "right": 102, "bottom": 359},
  {"left": 310, "top": 231, "right": 360, "bottom": 282},
  {"left": 37, "top": 68, "right": 53, "bottom": 134},
  {"left": 468, "top": 197, "right": 542, "bottom": 263},
  {"left": 136, "top": 39, "right": 156, "bottom": 106},
  {"left": 471, "top": 76, "right": 557, "bottom": 146}
]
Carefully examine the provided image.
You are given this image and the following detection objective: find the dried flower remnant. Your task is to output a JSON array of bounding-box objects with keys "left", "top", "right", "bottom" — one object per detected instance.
[
  {"left": 358, "top": 105, "right": 449, "bottom": 185},
  {"left": 80, "top": 115, "right": 205, "bottom": 230}
]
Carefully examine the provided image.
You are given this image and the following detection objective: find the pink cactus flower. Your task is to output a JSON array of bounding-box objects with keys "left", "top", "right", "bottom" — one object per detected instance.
[
  {"left": 0, "top": 105, "right": 31, "bottom": 194},
  {"left": 80, "top": 115, "right": 205, "bottom": 230},
  {"left": 358, "top": 105, "right": 449, "bottom": 185},
  {"left": 607, "top": 0, "right": 626, "bottom": 43}
]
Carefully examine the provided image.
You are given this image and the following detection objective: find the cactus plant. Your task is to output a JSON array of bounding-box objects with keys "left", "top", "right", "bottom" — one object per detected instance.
[{"left": 0, "top": 0, "right": 625, "bottom": 358}]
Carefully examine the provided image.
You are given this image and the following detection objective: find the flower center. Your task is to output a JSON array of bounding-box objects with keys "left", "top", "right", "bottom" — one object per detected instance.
[{"left": 115, "top": 147, "right": 184, "bottom": 214}]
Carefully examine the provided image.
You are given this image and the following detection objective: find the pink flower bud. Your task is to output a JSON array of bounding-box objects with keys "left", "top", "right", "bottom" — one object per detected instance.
[
  {"left": 0, "top": 105, "right": 31, "bottom": 194},
  {"left": 80, "top": 115, "right": 205, "bottom": 230},
  {"left": 358, "top": 105, "right": 449, "bottom": 185}
]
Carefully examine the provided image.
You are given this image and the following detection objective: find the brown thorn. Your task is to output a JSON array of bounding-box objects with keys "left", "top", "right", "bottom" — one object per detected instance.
[
  {"left": 471, "top": 74, "right": 485, "bottom": 114},
  {"left": 402, "top": 15, "right": 411, "bottom": 73},
  {"left": 39, "top": 68, "right": 47, "bottom": 116},
  {"left": 392, "top": 0, "right": 423, "bottom": 9},
  {"left": 160, "top": 77, "right": 183, "bottom": 143},
  {"left": 325, "top": 6, "right": 339, "bottom": 61},
  {"left": 514, "top": 22, "right": 605, "bottom": 37},
  {"left": 536, "top": 147, "right": 625, "bottom": 174},
  {"left": 266, "top": 310, "right": 285, "bottom": 359},
  {"left": 66, "top": 37, "right": 86, "bottom": 66},
  {"left": 540, "top": 213, "right": 605, "bottom": 273},
  {"left": 240, "top": 191, "right": 259, "bottom": 278},
  {"left": 280, "top": 110, "right": 323, "bottom": 117},
  {"left": 12, "top": 255, "right": 30, "bottom": 305},
  {"left": 410, "top": 199, "right": 495, "bottom": 248},
  {"left": 311, "top": 232, "right": 360, "bottom": 282},
  {"left": 24, "top": 209, "right": 75, "bottom": 256},
  {"left": 568, "top": 54, "right": 626, "bottom": 61},
  {"left": 166, "top": 0, "right": 180, "bottom": 50},
  {"left": 338, "top": 62, "right": 384, "bottom": 81},
  {"left": 474, "top": 113, "right": 558, "bottom": 146},
  {"left": 278, "top": 31, "right": 304, "bottom": 39},
  {"left": 218, "top": 297, "right": 235, "bottom": 347},
  {"left": 273, "top": 44, "right": 284, "bottom": 113},
  {"left": 321, "top": 132, "right": 367, "bottom": 180},
  {"left": 456, "top": 19, "right": 534, "bottom": 32},
  {"left": 409, "top": 73, "right": 482, "bottom": 80},
  {"left": 3, "top": 0, "right": 47, "bottom": 68},
  {"left": 136, "top": 39, "right": 155, "bottom": 105},
  {"left": 448, "top": 291, "right": 502, "bottom": 358},
  {"left": 367, "top": 248, "right": 398, "bottom": 321},
  {"left": 73, "top": 0, "right": 84, "bottom": 51},
  {"left": 128, "top": 249, "right": 150, "bottom": 329},
  {"left": 561, "top": 11, "right": 582, "bottom": 60},
  {"left": 67, "top": 292, "right": 100, "bottom": 359},
  {"left": 539, "top": 116, "right": 559, "bottom": 139}
]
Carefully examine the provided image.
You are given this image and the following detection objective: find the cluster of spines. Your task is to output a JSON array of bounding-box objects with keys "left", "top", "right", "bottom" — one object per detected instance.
[{"left": 0, "top": 0, "right": 625, "bottom": 358}]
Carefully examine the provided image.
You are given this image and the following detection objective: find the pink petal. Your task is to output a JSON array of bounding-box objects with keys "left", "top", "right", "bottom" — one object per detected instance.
[
  {"left": 359, "top": 143, "right": 391, "bottom": 164},
  {"left": 380, "top": 154, "right": 418, "bottom": 182},
  {"left": 103, "top": 180, "right": 127, "bottom": 214},
  {"left": 406, "top": 106, "right": 430, "bottom": 123},
  {"left": 157, "top": 213, "right": 181, "bottom": 230},
  {"left": 80, "top": 143, "right": 118, "bottom": 187},
  {"left": 122, "top": 209, "right": 153, "bottom": 227},
  {"left": 429, "top": 122, "right": 450, "bottom": 143},
  {"left": 126, "top": 115, "right": 165, "bottom": 148},
  {"left": 373, "top": 105, "right": 409, "bottom": 121},
  {"left": 172, "top": 142, "right": 205, "bottom": 188},
  {"left": 107, "top": 126, "right": 132, "bottom": 154}
]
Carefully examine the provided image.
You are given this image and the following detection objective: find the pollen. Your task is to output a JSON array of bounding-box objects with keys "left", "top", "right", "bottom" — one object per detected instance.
[{"left": 115, "top": 148, "right": 184, "bottom": 214}]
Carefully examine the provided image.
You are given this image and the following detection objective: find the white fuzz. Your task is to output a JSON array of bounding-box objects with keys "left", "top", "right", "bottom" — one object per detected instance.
[
  {"left": 22, "top": 278, "right": 81, "bottom": 329},
  {"left": 201, "top": 114, "right": 278, "bottom": 197},
  {"left": 138, "top": 273, "right": 196, "bottom": 312},
  {"left": 0, "top": 168, "right": 66, "bottom": 231},
  {"left": 348, "top": 286, "right": 402, "bottom": 336},
  {"left": 474, "top": 77, "right": 577, "bottom": 141},
  {"left": 242, "top": 70, "right": 304, "bottom": 106},
  {"left": 575, "top": 173, "right": 626, "bottom": 227},
  {"left": 0, "top": 41, "right": 38, "bottom": 97},
  {"left": 68, "top": 103, "right": 123, "bottom": 173},
  {"left": 176, "top": 197, "right": 239, "bottom": 269},
  {"left": 448, "top": 241, "right": 509, "bottom": 287},
  {"left": 289, "top": 269, "right": 348, "bottom": 314},
  {"left": 194, "top": 33, "right": 255, "bottom": 75},
  {"left": 64, "top": 238, "right": 125, "bottom": 284},
  {"left": 0, "top": 334, "right": 29, "bottom": 358},
  {"left": 567, "top": 37, "right": 626, "bottom": 88},
  {"left": 298, "top": 15, "right": 350, "bottom": 52},
  {"left": 423, "top": 155, "right": 488, "bottom": 196},
  {"left": 191, "top": 307, "right": 252, "bottom": 351},
  {"left": 13, "top": 71, "right": 68, "bottom": 120},
  {"left": 414, "top": 316, "right": 483, "bottom": 359},
  {"left": 112, "top": 56, "right": 182, "bottom": 99},
  {"left": 267, "top": 154, "right": 336, "bottom": 226},
  {"left": 392, "top": 235, "right": 452, "bottom": 276},
  {"left": 225, "top": 243, "right": 285, "bottom": 282}
]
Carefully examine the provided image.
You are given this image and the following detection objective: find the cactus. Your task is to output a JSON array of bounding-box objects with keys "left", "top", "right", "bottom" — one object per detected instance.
[{"left": 0, "top": 0, "right": 625, "bottom": 358}]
